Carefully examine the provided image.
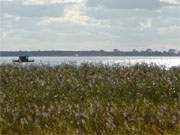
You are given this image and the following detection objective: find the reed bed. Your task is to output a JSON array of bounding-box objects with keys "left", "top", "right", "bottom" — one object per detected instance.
[{"left": 0, "top": 63, "right": 180, "bottom": 135}]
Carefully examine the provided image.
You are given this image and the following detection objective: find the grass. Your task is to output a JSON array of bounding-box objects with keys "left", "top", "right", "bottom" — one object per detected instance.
[{"left": 0, "top": 63, "right": 180, "bottom": 135}]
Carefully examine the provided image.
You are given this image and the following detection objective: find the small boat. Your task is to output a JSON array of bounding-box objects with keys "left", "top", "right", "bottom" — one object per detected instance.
[{"left": 12, "top": 56, "right": 34, "bottom": 63}]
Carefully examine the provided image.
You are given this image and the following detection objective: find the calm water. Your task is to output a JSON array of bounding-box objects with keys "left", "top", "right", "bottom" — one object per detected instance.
[{"left": 0, "top": 56, "right": 180, "bottom": 68}]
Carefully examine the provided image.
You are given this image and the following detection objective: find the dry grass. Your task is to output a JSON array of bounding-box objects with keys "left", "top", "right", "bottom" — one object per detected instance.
[{"left": 0, "top": 63, "right": 180, "bottom": 135}]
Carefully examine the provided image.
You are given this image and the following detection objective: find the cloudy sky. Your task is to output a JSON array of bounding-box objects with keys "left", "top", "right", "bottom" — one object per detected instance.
[{"left": 0, "top": 0, "right": 180, "bottom": 51}]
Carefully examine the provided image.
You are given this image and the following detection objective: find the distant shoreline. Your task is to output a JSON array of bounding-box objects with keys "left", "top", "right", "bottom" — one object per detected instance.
[
  {"left": 0, "top": 50, "right": 180, "bottom": 57},
  {"left": 1, "top": 55, "right": 180, "bottom": 57}
]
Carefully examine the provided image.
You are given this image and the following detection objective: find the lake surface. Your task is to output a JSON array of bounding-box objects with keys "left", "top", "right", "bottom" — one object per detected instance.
[{"left": 0, "top": 56, "right": 180, "bottom": 68}]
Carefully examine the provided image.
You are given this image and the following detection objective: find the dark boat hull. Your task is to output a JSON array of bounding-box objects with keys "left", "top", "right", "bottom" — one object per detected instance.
[{"left": 12, "top": 60, "right": 35, "bottom": 63}]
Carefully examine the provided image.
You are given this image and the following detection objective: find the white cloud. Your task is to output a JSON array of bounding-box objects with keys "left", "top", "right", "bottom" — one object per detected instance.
[
  {"left": 23, "top": 0, "right": 85, "bottom": 5},
  {"left": 1, "top": 0, "right": 180, "bottom": 50},
  {"left": 0, "top": 13, "right": 20, "bottom": 31},
  {"left": 37, "top": 0, "right": 110, "bottom": 27},
  {"left": 37, "top": 2, "right": 89, "bottom": 25},
  {"left": 158, "top": 25, "right": 180, "bottom": 33},
  {"left": 63, "top": 4, "right": 89, "bottom": 24},
  {"left": 87, "top": 0, "right": 180, "bottom": 10},
  {"left": 140, "top": 19, "right": 152, "bottom": 30},
  {"left": 3, "top": 13, "right": 20, "bottom": 21},
  {"left": 0, "top": 32, "right": 7, "bottom": 40},
  {"left": 160, "top": 0, "right": 180, "bottom": 4}
]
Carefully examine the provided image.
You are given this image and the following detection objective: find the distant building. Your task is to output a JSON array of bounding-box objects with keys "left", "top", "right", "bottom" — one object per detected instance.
[
  {"left": 178, "top": 51, "right": 180, "bottom": 55},
  {"left": 146, "top": 49, "right": 153, "bottom": 52},
  {"left": 113, "top": 49, "right": 119, "bottom": 52},
  {"left": 168, "top": 49, "right": 176, "bottom": 54},
  {"left": 132, "top": 49, "right": 138, "bottom": 52},
  {"left": 100, "top": 50, "right": 105, "bottom": 52}
]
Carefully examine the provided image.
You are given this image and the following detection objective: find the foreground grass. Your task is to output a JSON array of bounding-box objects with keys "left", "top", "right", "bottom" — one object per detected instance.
[{"left": 0, "top": 63, "right": 180, "bottom": 135}]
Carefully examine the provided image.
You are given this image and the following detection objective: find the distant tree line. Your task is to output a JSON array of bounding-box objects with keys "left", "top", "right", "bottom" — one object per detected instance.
[{"left": 0, "top": 49, "right": 180, "bottom": 57}]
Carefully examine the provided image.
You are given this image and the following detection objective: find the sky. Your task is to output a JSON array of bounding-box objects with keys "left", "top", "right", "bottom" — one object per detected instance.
[{"left": 0, "top": 0, "right": 180, "bottom": 51}]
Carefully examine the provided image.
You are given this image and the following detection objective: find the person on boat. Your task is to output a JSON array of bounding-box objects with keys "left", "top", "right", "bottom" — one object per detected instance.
[{"left": 12, "top": 56, "right": 34, "bottom": 63}]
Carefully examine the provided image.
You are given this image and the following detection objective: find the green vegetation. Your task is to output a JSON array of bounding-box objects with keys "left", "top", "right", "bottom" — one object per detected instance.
[{"left": 0, "top": 64, "right": 180, "bottom": 135}]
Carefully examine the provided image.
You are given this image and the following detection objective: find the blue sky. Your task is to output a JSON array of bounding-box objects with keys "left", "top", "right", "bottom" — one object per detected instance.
[{"left": 0, "top": 0, "right": 180, "bottom": 51}]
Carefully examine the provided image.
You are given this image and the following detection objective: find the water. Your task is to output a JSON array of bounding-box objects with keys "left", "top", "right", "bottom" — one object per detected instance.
[{"left": 0, "top": 56, "right": 180, "bottom": 68}]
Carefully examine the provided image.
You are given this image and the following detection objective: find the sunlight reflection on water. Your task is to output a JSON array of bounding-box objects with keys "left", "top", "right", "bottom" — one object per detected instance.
[{"left": 0, "top": 56, "right": 180, "bottom": 68}]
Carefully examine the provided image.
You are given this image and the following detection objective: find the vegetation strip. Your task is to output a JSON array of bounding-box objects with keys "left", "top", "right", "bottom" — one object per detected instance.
[{"left": 0, "top": 64, "right": 180, "bottom": 134}]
